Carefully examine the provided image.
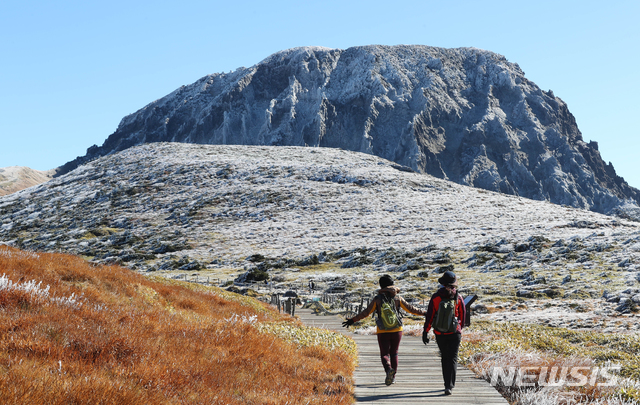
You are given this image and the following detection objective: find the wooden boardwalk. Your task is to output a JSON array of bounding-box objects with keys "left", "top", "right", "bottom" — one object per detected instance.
[{"left": 296, "top": 308, "right": 508, "bottom": 404}]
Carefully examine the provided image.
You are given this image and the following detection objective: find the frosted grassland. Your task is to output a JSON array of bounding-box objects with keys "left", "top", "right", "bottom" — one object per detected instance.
[{"left": 1, "top": 142, "right": 640, "bottom": 332}]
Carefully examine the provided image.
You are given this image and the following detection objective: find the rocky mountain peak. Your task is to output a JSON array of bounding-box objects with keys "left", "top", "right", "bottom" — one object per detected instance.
[{"left": 57, "top": 45, "right": 640, "bottom": 217}]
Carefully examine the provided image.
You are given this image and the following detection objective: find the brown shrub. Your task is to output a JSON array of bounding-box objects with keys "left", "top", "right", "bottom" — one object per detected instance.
[{"left": 0, "top": 246, "right": 354, "bottom": 404}]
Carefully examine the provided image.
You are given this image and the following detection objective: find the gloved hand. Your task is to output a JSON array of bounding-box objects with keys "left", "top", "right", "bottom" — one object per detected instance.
[
  {"left": 422, "top": 330, "right": 430, "bottom": 344},
  {"left": 342, "top": 318, "right": 355, "bottom": 328}
]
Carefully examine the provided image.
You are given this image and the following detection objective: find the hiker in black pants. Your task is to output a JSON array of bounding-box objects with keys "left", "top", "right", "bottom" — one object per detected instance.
[
  {"left": 423, "top": 270, "right": 466, "bottom": 396},
  {"left": 342, "top": 275, "right": 426, "bottom": 386}
]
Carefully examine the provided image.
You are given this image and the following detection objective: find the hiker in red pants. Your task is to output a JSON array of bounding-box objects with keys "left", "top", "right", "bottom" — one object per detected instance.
[
  {"left": 342, "top": 275, "right": 426, "bottom": 386},
  {"left": 423, "top": 270, "right": 466, "bottom": 396}
]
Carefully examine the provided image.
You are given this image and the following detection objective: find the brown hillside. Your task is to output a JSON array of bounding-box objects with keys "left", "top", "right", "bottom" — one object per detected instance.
[
  {"left": 0, "top": 246, "right": 355, "bottom": 404},
  {"left": 0, "top": 166, "right": 55, "bottom": 196}
]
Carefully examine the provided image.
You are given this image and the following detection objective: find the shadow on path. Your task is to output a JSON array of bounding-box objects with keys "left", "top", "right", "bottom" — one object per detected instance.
[{"left": 296, "top": 307, "right": 508, "bottom": 404}]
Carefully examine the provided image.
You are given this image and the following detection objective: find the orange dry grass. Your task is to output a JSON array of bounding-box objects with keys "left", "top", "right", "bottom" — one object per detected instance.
[{"left": 0, "top": 246, "right": 354, "bottom": 404}]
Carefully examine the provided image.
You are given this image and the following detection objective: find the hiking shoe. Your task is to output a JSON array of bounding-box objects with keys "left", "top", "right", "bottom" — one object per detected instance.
[
  {"left": 385, "top": 369, "right": 396, "bottom": 386},
  {"left": 444, "top": 388, "right": 452, "bottom": 395}
]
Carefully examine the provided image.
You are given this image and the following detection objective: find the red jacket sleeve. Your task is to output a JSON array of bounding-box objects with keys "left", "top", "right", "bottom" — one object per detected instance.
[
  {"left": 423, "top": 295, "right": 440, "bottom": 333},
  {"left": 457, "top": 295, "right": 466, "bottom": 332}
]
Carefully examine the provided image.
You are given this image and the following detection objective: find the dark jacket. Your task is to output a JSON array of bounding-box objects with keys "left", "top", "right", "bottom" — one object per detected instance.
[{"left": 423, "top": 287, "right": 466, "bottom": 335}]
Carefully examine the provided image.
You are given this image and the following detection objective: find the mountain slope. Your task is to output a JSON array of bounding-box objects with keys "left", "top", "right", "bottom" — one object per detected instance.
[
  {"left": 4, "top": 142, "right": 638, "bottom": 270},
  {"left": 0, "top": 166, "right": 55, "bottom": 196},
  {"left": 57, "top": 45, "right": 640, "bottom": 216},
  {"left": 4, "top": 143, "right": 640, "bottom": 331}
]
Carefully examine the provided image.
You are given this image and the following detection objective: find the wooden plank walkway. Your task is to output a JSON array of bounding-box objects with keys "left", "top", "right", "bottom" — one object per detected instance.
[{"left": 296, "top": 308, "right": 508, "bottom": 404}]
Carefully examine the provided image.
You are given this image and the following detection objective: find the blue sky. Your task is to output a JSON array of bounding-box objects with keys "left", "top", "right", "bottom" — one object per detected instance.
[{"left": 2, "top": 0, "right": 639, "bottom": 188}]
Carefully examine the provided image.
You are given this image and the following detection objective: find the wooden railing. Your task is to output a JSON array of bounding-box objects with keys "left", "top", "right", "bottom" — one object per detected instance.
[{"left": 161, "top": 274, "right": 467, "bottom": 320}]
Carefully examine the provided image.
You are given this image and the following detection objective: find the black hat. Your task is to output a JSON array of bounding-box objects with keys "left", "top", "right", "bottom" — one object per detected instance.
[
  {"left": 438, "top": 271, "right": 457, "bottom": 286},
  {"left": 379, "top": 274, "right": 394, "bottom": 288}
]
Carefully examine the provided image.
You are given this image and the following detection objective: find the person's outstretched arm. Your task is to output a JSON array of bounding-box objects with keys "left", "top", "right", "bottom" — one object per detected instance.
[
  {"left": 351, "top": 298, "right": 377, "bottom": 322},
  {"left": 398, "top": 296, "right": 426, "bottom": 316}
]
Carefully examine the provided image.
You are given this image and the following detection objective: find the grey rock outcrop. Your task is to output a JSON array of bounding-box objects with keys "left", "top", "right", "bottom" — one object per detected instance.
[{"left": 58, "top": 45, "right": 640, "bottom": 216}]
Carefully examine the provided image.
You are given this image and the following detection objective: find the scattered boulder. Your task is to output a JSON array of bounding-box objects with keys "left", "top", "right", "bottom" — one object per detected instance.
[
  {"left": 416, "top": 270, "right": 430, "bottom": 279},
  {"left": 431, "top": 252, "right": 451, "bottom": 264},
  {"left": 298, "top": 254, "right": 320, "bottom": 266},
  {"left": 511, "top": 270, "right": 535, "bottom": 280},
  {"left": 226, "top": 285, "right": 242, "bottom": 294},
  {"left": 235, "top": 267, "right": 269, "bottom": 283},
  {"left": 471, "top": 303, "right": 489, "bottom": 314},
  {"left": 432, "top": 264, "right": 454, "bottom": 274},
  {"left": 618, "top": 258, "right": 631, "bottom": 268}
]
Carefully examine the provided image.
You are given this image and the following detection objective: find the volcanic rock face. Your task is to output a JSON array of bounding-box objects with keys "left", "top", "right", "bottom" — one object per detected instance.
[{"left": 59, "top": 45, "right": 639, "bottom": 215}]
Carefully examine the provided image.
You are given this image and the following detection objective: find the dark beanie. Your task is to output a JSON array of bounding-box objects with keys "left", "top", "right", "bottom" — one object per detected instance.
[{"left": 379, "top": 274, "right": 394, "bottom": 288}]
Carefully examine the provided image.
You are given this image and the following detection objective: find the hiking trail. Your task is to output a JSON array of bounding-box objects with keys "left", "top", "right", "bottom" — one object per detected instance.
[{"left": 297, "top": 307, "right": 508, "bottom": 404}]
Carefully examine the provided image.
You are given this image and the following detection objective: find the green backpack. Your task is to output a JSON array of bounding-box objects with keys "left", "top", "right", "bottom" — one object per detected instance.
[
  {"left": 377, "top": 294, "right": 402, "bottom": 330},
  {"left": 432, "top": 295, "right": 459, "bottom": 333}
]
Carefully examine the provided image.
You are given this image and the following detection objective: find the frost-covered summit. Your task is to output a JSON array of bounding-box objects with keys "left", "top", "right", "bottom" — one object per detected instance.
[{"left": 59, "top": 45, "right": 640, "bottom": 216}]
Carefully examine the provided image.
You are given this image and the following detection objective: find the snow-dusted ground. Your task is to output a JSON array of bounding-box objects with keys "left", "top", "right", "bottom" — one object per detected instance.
[
  {"left": 1, "top": 143, "right": 640, "bottom": 331},
  {"left": 2, "top": 143, "right": 634, "bottom": 258}
]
